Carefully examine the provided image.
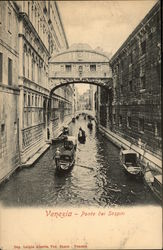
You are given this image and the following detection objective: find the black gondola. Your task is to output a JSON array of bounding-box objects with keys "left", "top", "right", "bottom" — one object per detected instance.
[
  {"left": 63, "top": 126, "right": 69, "bottom": 135},
  {"left": 55, "top": 150, "right": 75, "bottom": 174},
  {"left": 87, "top": 122, "right": 93, "bottom": 130},
  {"left": 55, "top": 136, "right": 77, "bottom": 174}
]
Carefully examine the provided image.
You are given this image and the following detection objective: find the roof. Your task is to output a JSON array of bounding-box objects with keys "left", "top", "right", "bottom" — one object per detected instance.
[
  {"left": 49, "top": 43, "right": 110, "bottom": 63},
  {"left": 121, "top": 149, "right": 137, "bottom": 155}
]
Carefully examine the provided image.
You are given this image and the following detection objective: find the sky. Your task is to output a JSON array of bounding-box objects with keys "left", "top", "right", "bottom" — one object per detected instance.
[{"left": 58, "top": 0, "right": 157, "bottom": 94}]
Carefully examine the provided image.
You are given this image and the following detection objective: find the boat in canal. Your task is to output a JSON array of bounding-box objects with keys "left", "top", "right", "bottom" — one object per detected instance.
[
  {"left": 120, "top": 149, "right": 142, "bottom": 177},
  {"left": 55, "top": 150, "right": 75, "bottom": 174},
  {"left": 55, "top": 136, "right": 77, "bottom": 174},
  {"left": 64, "top": 136, "right": 77, "bottom": 151},
  {"left": 63, "top": 126, "right": 69, "bottom": 135},
  {"left": 87, "top": 121, "right": 93, "bottom": 130},
  {"left": 78, "top": 128, "right": 86, "bottom": 144},
  {"left": 145, "top": 174, "right": 162, "bottom": 202}
]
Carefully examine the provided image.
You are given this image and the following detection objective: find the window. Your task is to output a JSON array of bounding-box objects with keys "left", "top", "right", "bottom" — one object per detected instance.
[
  {"left": 28, "top": 94, "right": 31, "bottom": 106},
  {"left": 141, "top": 40, "right": 146, "bottom": 55},
  {"left": 35, "top": 95, "right": 37, "bottom": 106},
  {"left": 119, "top": 115, "right": 122, "bottom": 126},
  {"left": 140, "top": 75, "right": 146, "bottom": 89},
  {"left": 120, "top": 84, "right": 123, "bottom": 94},
  {"left": 127, "top": 116, "right": 131, "bottom": 128},
  {"left": 155, "top": 122, "right": 161, "bottom": 137},
  {"left": 129, "top": 52, "right": 133, "bottom": 64},
  {"left": 8, "top": 58, "right": 12, "bottom": 85},
  {"left": 24, "top": 93, "right": 26, "bottom": 107},
  {"left": 32, "top": 95, "right": 34, "bottom": 106},
  {"left": 27, "top": 54, "right": 29, "bottom": 78},
  {"left": 79, "top": 65, "right": 83, "bottom": 72},
  {"left": 65, "top": 65, "right": 71, "bottom": 72},
  {"left": 139, "top": 118, "right": 144, "bottom": 132},
  {"left": 129, "top": 80, "right": 133, "bottom": 92},
  {"left": 90, "top": 65, "right": 96, "bottom": 72},
  {"left": 0, "top": 53, "right": 2, "bottom": 83},
  {"left": 32, "top": 59, "right": 34, "bottom": 81},
  {"left": 8, "top": 8, "right": 12, "bottom": 33},
  {"left": 1, "top": 123, "right": 5, "bottom": 136},
  {"left": 113, "top": 114, "right": 116, "bottom": 124}
]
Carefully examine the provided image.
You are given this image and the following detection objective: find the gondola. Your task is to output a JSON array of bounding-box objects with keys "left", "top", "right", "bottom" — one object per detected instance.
[
  {"left": 55, "top": 150, "right": 75, "bottom": 174},
  {"left": 144, "top": 173, "right": 162, "bottom": 202},
  {"left": 78, "top": 131, "right": 86, "bottom": 144},
  {"left": 72, "top": 117, "right": 75, "bottom": 123},
  {"left": 120, "top": 149, "right": 142, "bottom": 177},
  {"left": 55, "top": 136, "right": 77, "bottom": 174},
  {"left": 63, "top": 126, "right": 69, "bottom": 135},
  {"left": 87, "top": 122, "right": 93, "bottom": 130}
]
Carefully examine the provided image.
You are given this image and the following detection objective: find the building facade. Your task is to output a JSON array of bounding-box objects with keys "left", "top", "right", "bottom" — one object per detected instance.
[
  {"left": 0, "top": 1, "right": 74, "bottom": 181},
  {"left": 0, "top": 1, "right": 20, "bottom": 179},
  {"left": 98, "top": 2, "right": 161, "bottom": 159}
]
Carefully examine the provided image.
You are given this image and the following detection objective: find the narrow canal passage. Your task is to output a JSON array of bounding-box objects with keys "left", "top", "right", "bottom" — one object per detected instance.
[{"left": 0, "top": 116, "right": 157, "bottom": 207}]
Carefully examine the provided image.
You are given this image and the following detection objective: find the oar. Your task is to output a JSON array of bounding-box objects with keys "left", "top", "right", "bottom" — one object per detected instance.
[{"left": 75, "top": 163, "right": 94, "bottom": 170}]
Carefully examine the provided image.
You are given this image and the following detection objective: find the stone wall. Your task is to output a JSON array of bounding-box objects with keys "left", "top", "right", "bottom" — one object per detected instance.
[
  {"left": 0, "top": 86, "right": 20, "bottom": 180},
  {"left": 109, "top": 1, "right": 161, "bottom": 157}
]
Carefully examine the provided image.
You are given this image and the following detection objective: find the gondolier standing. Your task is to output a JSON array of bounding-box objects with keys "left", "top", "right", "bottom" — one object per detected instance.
[{"left": 54, "top": 147, "right": 61, "bottom": 166}]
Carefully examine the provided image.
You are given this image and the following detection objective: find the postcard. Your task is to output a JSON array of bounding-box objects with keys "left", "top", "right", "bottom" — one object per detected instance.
[{"left": 0, "top": 1, "right": 162, "bottom": 249}]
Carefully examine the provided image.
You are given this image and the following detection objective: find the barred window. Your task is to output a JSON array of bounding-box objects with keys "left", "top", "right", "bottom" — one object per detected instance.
[
  {"left": 139, "top": 117, "right": 144, "bottom": 132},
  {"left": 140, "top": 75, "right": 146, "bottom": 89},
  {"left": 65, "top": 65, "right": 71, "bottom": 72},
  {"left": 141, "top": 40, "right": 146, "bottom": 55},
  {"left": 127, "top": 116, "right": 131, "bottom": 128},
  {"left": 129, "top": 80, "right": 133, "bottom": 92},
  {"left": 90, "top": 65, "right": 96, "bottom": 72},
  {"left": 119, "top": 115, "right": 122, "bottom": 126}
]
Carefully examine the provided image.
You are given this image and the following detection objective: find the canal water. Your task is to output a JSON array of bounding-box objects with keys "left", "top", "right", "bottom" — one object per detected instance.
[{"left": 0, "top": 115, "right": 158, "bottom": 207}]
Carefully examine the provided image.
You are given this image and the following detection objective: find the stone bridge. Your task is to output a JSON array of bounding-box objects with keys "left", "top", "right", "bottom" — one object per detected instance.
[{"left": 48, "top": 43, "right": 113, "bottom": 95}]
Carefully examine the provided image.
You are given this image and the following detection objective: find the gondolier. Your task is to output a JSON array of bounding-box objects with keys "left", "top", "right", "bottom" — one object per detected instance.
[{"left": 54, "top": 148, "right": 61, "bottom": 166}]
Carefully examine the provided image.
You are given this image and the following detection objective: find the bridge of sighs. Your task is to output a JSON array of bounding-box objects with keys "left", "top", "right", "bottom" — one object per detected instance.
[{"left": 48, "top": 43, "right": 113, "bottom": 94}]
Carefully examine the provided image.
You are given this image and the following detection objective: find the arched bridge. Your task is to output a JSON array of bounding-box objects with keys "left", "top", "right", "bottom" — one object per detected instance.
[{"left": 49, "top": 43, "right": 112, "bottom": 95}]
